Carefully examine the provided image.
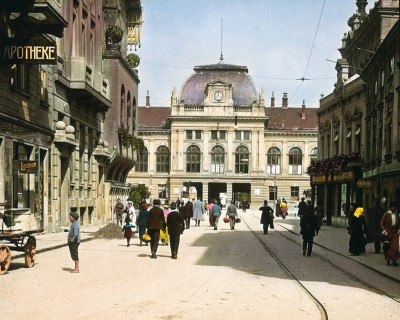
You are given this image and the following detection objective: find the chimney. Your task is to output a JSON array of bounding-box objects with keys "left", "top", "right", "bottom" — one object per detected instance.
[
  {"left": 282, "top": 93, "right": 288, "bottom": 108},
  {"left": 146, "top": 90, "right": 150, "bottom": 108},
  {"left": 302, "top": 100, "right": 306, "bottom": 119},
  {"left": 271, "top": 91, "right": 275, "bottom": 107}
]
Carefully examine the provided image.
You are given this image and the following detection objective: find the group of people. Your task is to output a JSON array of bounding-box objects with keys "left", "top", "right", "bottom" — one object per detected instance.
[{"left": 348, "top": 199, "right": 400, "bottom": 267}]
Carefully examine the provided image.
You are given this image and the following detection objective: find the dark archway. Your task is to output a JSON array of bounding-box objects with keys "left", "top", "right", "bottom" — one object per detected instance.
[{"left": 208, "top": 183, "right": 227, "bottom": 204}]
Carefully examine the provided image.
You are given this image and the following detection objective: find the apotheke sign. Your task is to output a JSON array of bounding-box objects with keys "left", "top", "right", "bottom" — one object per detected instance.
[{"left": 1, "top": 39, "right": 57, "bottom": 64}]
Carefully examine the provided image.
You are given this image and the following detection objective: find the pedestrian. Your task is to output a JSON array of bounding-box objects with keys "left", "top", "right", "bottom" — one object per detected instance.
[
  {"left": 183, "top": 200, "right": 193, "bottom": 229},
  {"left": 380, "top": 202, "right": 399, "bottom": 266},
  {"left": 114, "top": 198, "right": 124, "bottom": 226},
  {"left": 259, "top": 200, "right": 274, "bottom": 234},
  {"left": 146, "top": 199, "right": 166, "bottom": 259},
  {"left": 294, "top": 203, "right": 299, "bottom": 217},
  {"left": 280, "top": 198, "right": 288, "bottom": 219},
  {"left": 241, "top": 197, "right": 248, "bottom": 213},
  {"left": 300, "top": 205, "right": 319, "bottom": 256},
  {"left": 226, "top": 200, "right": 238, "bottom": 230},
  {"left": 68, "top": 212, "right": 80, "bottom": 273},
  {"left": 315, "top": 204, "right": 324, "bottom": 230},
  {"left": 366, "top": 197, "right": 385, "bottom": 253},
  {"left": 136, "top": 203, "right": 149, "bottom": 246},
  {"left": 193, "top": 198, "right": 204, "bottom": 226},
  {"left": 160, "top": 205, "right": 171, "bottom": 246},
  {"left": 126, "top": 201, "right": 136, "bottom": 227},
  {"left": 275, "top": 199, "right": 281, "bottom": 217},
  {"left": 348, "top": 206, "right": 367, "bottom": 256},
  {"left": 210, "top": 200, "right": 222, "bottom": 230},
  {"left": 167, "top": 209, "right": 185, "bottom": 259},
  {"left": 298, "top": 197, "right": 307, "bottom": 218},
  {"left": 176, "top": 198, "right": 181, "bottom": 210},
  {"left": 122, "top": 217, "right": 133, "bottom": 247},
  {"left": 139, "top": 197, "right": 146, "bottom": 210}
]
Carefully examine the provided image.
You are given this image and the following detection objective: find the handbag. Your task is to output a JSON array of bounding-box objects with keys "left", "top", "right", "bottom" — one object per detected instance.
[{"left": 383, "top": 241, "right": 391, "bottom": 253}]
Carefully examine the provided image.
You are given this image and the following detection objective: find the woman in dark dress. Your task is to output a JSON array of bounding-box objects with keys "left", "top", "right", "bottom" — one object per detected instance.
[{"left": 348, "top": 207, "right": 367, "bottom": 256}]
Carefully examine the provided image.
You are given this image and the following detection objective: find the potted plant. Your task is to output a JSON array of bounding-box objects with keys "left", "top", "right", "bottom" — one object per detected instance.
[
  {"left": 106, "top": 25, "right": 123, "bottom": 49},
  {"left": 126, "top": 53, "right": 140, "bottom": 68}
]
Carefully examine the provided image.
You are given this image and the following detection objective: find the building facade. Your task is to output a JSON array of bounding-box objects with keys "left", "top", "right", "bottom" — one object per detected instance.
[
  {"left": 129, "top": 63, "right": 318, "bottom": 209},
  {"left": 312, "top": 0, "right": 399, "bottom": 226},
  {"left": 0, "top": 0, "right": 143, "bottom": 232}
]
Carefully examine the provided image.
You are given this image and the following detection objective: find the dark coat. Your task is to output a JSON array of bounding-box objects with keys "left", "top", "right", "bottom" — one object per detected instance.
[
  {"left": 300, "top": 211, "right": 318, "bottom": 237},
  {"left": 366, "top": 204, "right": 385, "bottom": 242},
  {"left": 298, "top": 200, "right": 307, "bottom": 217},
  {"left": 380, "top": 211, "right": 400, "bottom": 261},
  {"left": 260, "top": 205, "right": 274, "bottom": 224},
  {"left": 167, "top": 211, "right": 185, "bottom": 235},
  {"left": 183, "top": 203, "right": 193, "bottom": 217},
  {"left": 136, "top": 209, "right": 149, "bottom": 227},
  {"left": 146, "top": 206, "right": 165, "bottom": 230},
  {"left": 349, "top": 215, "right": 367, "bottom": 255}
]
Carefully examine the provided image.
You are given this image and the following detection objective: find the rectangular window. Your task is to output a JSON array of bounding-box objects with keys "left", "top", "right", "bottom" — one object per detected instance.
[
  {"left": 11, "top": 64, "right": 28, "bottom": 91},
  {"left": 186, "top": 130, "right": 192, "bottom": 140},
  {"left": 211, "top": 130, "right": 226, "bottom": 140},
  {"left": 195, "top": 130, "right": 201, "bottom": 139},
  {"left": 13, "top": 143, "right": 33, "bottom": 209},
  {"left": 235, "top": 130, "right": 251, "bottom": 141},
  {"left": 269, "top": 186, "right": 277, "bottom": 201},
  {"left": 211, "top": 130, "right": 217, "bottom": 140},
  {"left": 290, "top": 186, "right": 299, "bottom": 200},
  {"left": 186, "top": 130, "right": 202, "bottom": 140},
  {"left": 158, "top": 184, "right": 168, "bottom": 199}
]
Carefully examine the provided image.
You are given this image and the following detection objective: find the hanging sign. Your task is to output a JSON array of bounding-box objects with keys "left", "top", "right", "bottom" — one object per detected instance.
[{"left": 19, "top": 161, "right": 38, "bottom": 174}]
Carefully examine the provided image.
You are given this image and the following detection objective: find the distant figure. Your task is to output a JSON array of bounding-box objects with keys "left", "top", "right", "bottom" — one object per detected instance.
[
  {"left": 275, "top": 199, "right": 281, "bottom": 217},
  {"left": 183, "top": 201, "right": 193, "bottom": 229},
  {"left": 146, "top": 199, "right": 166, "bottom": 259},
  {"left": 259, "top": 200, "right": 274, "bottom": 234},
  {"left": 68, "top": 212, "right": 81, "bottom": 273},
  {"left": 210, "top": 200, "right": 222, "bottom": 230},
  {"left": 298, "top": 197, "right": 307, "bottom": 218},
  {"left": 122, "top": 217, "right": 133, "bottom": 247},
  {"left": 242, "top": 198, "right": 248, "bottom": 213},
  {"left": 126, "top": 201, "right": 136, "bottom": 226},
  {"left": 348, "top": 206, "right": 367, "bottom": 256},
  {"left": 280, "top": 198, "right": 288, "bottom": 219},
  {"left": 226, "top": 200, "right": 238, "bottom": 230},
  {"left": 380, "top": 202, "right": 399, "bottom": 266},
  {"left": 366, "top": 197, "right": 385, "bottom": 253},
  {"left": 167, "top": 210, "right": 185, "bottom": 259},
  {"left": 193, "top": 198, "right": 204, "bottom": 227},
  {"left": 136, "top": 203, "right": 149, "bottom": 246},
  {"left": 300, "top": 205, "right": 319, "bottom": 256},
  {"left": 114, "top": 198, "right": 124, "bottom": 226}
]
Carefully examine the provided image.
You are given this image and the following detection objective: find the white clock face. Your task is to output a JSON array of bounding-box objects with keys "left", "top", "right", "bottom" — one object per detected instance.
[{"left": 214, "top": 91, "right": 223, "bottom": 101}]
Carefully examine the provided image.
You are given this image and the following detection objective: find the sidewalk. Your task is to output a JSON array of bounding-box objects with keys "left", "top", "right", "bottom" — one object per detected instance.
[{"left": 276, "top": 215, "right": 400, "bottom": 282}]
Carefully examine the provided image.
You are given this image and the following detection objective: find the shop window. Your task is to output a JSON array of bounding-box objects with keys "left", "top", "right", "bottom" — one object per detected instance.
[
  {"left": 211, "top": 145, "right": 225, "bottom": 173},
  {"left": 267, "top": 147, "right": 280, "bottom": 174},
  {"left": 13, "top": 143, "right": 33, "bottom": 208}
]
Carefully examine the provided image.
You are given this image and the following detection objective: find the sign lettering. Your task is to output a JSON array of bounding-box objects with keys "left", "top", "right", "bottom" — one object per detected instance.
[
  {"left": 1, "top": 38, "right": 57, "bottom": 64},
  {"left": 19, "top": 161, "right": 38, "bottom": 174}
]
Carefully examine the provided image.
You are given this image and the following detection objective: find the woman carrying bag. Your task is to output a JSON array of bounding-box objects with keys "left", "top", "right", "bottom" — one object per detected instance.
[{"left": 380, "top": 202, "right": 400, "bottom": 266}]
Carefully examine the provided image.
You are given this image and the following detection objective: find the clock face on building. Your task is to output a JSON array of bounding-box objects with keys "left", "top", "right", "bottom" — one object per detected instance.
[{"left": 214, "top": 91, "right": 224, "bottom": 101}]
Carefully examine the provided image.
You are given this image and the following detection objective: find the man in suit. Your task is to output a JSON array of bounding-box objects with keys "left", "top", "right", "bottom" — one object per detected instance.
[
  {"left": 167, "top": 210, "right": 185, "bottom": 259},
  {"left": 146, "top": 199, "right": 166, "bottom": 259}
]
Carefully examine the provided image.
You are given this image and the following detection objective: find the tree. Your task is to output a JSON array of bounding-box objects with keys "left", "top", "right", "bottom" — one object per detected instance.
[{"left": 129, "top": 185, "right": 150, "bottom": 208}]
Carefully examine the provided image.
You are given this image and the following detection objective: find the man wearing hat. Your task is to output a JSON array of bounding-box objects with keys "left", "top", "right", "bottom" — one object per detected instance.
[
  {"left": 146, "top": 199, "right": 166, "bottom": 258},
  {"left": 68, "top": 212, "right": 81, "bottom": 273},
  {"left": 114, "top": 198, "right": 124, "bottom": 226}
]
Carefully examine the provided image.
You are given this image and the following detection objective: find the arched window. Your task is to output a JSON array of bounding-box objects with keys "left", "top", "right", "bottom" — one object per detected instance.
[
  {"left": 136, "top": 146, "right": 148, "bottom": 172},
  {"left": 120, "top": 85, "right": 125, "bottom": 127},
  {"left": 211, "top": 145, "right": 225, "bottom": 173},
  {"left": 310, "top": 147, "right": 318, "bottom": 164},
  {"left": 267, "top": 147, "right": 281, "bottom": 174},
  {"left": 127, "top": 91, "right": 131, "bottom": 130},
  {"left": 235, "top": 146, "right": 249, "bottom": 174},
  {"left": 288, "top": 147, "right": 302, "bottom": 175},
  {"left": 186, "top": 145, "right": 201, "bottom": 172},
  {"left": 156, "top": 146, "right": 169, "bottom": 173}
]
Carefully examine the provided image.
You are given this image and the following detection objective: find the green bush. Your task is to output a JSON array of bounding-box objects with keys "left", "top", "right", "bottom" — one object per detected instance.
[
  {"left": 126, "top": 53, "right": 140, "bottom": 68},
  {"left": 106, "top": 25, "right": 123, "bottom": 44}
]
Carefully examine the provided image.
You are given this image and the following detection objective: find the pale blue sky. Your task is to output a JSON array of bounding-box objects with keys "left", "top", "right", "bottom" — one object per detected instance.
[{"left": 136, "top": 0, "right": 372, "bottom": 108}]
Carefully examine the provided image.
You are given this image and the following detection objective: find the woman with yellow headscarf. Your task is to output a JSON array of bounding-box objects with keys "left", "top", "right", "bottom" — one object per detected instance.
[{"left": 348, "top": 206, "right": 367, "bottom": 255}]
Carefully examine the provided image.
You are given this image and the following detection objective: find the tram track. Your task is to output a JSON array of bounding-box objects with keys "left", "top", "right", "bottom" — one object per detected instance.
[{"left": 241, "top": 216, "right": 329, "bottom": 320}]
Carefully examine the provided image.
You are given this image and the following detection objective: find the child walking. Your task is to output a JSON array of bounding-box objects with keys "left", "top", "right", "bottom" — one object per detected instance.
[{"left": 122, "top": 217, "right": 133, "bottom": 247}]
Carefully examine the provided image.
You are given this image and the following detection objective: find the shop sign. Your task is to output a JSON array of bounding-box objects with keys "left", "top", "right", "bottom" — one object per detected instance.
[
  {"left": 357, "top": 180, "right": 371, "bottom": 188},
  {"left": 333, "top": 171, "right": 354, "bottom": 182},
  {"left": 311, "top": 175, "right": 326, "bottom": 184},
  {"left": 1, "top": 38, "right": 57, "bottom": 64},
  {"left": 19, "top": 161, "right": 38, "bottom": 174}
]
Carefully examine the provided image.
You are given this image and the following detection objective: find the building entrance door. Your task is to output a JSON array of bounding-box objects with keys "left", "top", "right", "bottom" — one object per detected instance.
[
  {"left": 232, "top": 183, "right": 251, "bottom": 208},
  {"left": 208, "top": 183, "right": 227, "bottom": 204}
]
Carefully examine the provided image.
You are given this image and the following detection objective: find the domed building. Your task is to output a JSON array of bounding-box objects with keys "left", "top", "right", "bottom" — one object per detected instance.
[{"left": 129, "top": 62, "right": 318, "bottom": 208}]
